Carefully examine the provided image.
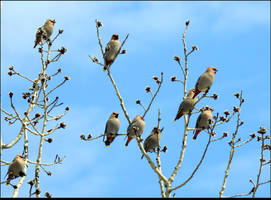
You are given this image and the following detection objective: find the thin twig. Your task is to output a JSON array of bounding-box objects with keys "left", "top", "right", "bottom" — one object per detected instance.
[
  {"left": 234, "top": 137, "right": 254, "bottom": 148},
  {"left": 170, "top": 114, "right": 219, "bottom": 192},
  {"left": 12, "top": 71, "right": 34, "bottom": 83},
  {"left": 252, "top": 134, "right": 265, "bottom": 197},
  {"left": 142, "top": 72, "right": 163, "bottom": 119},
  {"left": 219, "top": 91, "right": 244, "bottom": 198},
  {"left": 107, "top": 70, "right": 131, "bottom": 124},
  {"left": 46, "top": 78, "right": 68, "bottom": 97},
  {"left": 170, "top": 134, "right": 212, "bottom": 192}
]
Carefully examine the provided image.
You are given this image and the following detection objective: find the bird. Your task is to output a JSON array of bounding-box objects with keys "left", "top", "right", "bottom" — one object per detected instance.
[
  {"left": 103, "top": 34, "right": 120, "bottom": 72},
  {"left": 103, "top": 112, "right": 120, "bottom": 147},
  {"left": 193, "top": 67, "right": 218, "bottom": 99},
  {"left": 141, "top": 126, "right": 162, "bottom": 159},
  {"left": 125, "top": 115, "right": 145, "bottom": 146},
  {"left": 174, "top": 88, "right": 197, "bottom": 121},
  {"left": 193, "top": 106, "right": 213, "bottom": 140},
  {"left": 6, "top": 154, "right": 26, "bottom": 185},
  {"left": 34, "top": 19, "right": 56, "bottom": 48}
]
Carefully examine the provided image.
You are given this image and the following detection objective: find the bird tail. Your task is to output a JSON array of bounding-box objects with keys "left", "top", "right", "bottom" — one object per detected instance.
[
  {"left": 193, "top": 129, "right": 201, "bottom": 140},
  {"left": 5, "top": 174, "right": 13, "bottom": 185},
  {"left": 33, "top": 39, "right": 40, "bottom": 48},
  {"left": 174, "top": 111, "right": 183, "bottom": 122},
  {"left": 105, "top": 136, "right": 115, "bottom": 147},
  {"left": 125, "top": 136, "right": 133, "bottom": 147},
  {"left": 193, "top": 89, "right": 201, "bottom": 99}
]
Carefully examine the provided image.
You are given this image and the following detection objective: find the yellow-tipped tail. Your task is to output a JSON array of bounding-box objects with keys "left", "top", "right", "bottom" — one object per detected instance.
[
  {"left": 103, "top": 69, "right": 106, "bottom": 72},
  {"left": 174, "top": 120, "right": 176, "bottom": 123}
]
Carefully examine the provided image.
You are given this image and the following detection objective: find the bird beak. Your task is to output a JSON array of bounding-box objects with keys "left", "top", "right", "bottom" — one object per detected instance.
[{"left": 115, "top": 113, "right": 119, "bottom": 118}]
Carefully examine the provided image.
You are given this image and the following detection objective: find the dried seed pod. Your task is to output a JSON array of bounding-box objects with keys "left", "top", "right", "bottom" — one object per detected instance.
[
  {"left": 219, "top": 116, "right": 227, "bottom": 122},
  {"left": 212, "top": 93, "right": 218, "bottom": 100},
  {"left": 45, "top": 192, "right": 52, "bottom": 198},
  {"left": 171, "top": 76, "right": 176, "bottom": 82},
  {"left": 211, "top": 131, "right": 216, "bottom": 136},
  {"left": 224, "top": 110, "right": 230, "bottom": 116},
  {"left": 96, "top": 20, "right": 103, "bottom": 27},
  {"left": 145, "top": 86, "right": 151, "bottom": 93},
  {"left": 258, "top": 126, "right": 267, "bottom": 134},
  {"left": 87, "top": 134, "right": 92, "bottom": 139},
  {"left": 35, "top": 113, "right": 41, "bottom": 118},
  {"left": 250, "top": 133, "right": 256, "bottom": 138},
  {"left": 80, "top": 134, "right": 86, "bottom": 140},
  {"left": 174, "top": 56, "right": 180, "bottom": 62},
  {"left": 192, "top": 46, "right": 198, "bottom": 51},
  {"left": 92, "top": 56, "right": 98, "bottom": 63},
  {"left": 120, "top": 49, "right": 126, "bottom": 54},
  {"left": 234, "top": 93, "right": 240, "bottom": 99},
  {"left": 59, "top": 29, "right": 64, "bottom": 34},
  {"left": 47, "top": 138, "right": 53, "bottom": 143},
  {"left": 58, "top": 46, "right": 67, "bottom": 54},
  {"left": 9, "top": 92, "right": 13, "bottom": 98},
  {"left": 36, "top": 189, "right": 41, "bottom": 195},
  {"left": 59, "top": 122, "right": 66, "bottom": 129},
  {"left": 233, "top": 106, "right": 240, "bottom": 113},
  {"left": 162, "top": 146, "right": 168, "bottom": 153},
  {"left": 27, "top": 180, "right": 34, "bottom": 186},
  {"left": 136, "top": 99, "right": 141, "bottom": 104}
]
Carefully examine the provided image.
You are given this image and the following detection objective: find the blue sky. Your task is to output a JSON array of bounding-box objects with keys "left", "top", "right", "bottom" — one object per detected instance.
[{"left": 1, "top": 1, "right": 270, "bottom": 198}]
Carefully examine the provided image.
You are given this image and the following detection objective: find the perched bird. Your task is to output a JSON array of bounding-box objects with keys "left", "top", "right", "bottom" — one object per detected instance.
[
  {"left": 103, "top": 34, "right": 120, "bottom": 72},
  {"left": 6, "top": 154, "right": 26, "bottom": 185},
  {"left": 125, "top": 115, "right": 145, "bottom": 146},
  {"left": 103, "top": 112, "right": 120, "bottom": 147},
  {"left": 34, "top": 19, "right": 56, "bottom": 48},
  {"left": 141, "top": 126, "right": 162, "bottom": 159},
  {"left": 193, "top": 67, "right": 218, "bottom": 99},
  {"left": 174, "top": 89, "right": 197, "bottom": 121},
  {"left": 193, "top": 106, "right": 213, "bottom": 140}
]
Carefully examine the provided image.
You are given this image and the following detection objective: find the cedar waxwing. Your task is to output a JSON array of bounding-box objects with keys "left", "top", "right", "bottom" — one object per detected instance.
[
  {"left": 6, "top": 154, "right": 26, "bottom": 185},
  {"left": 193, "top": 106, "right": 213, "bottom": 140},
  {"left": 193, "top": 67, "right": 218, "bottom": 99},
  {"left": 103, "top": 112, "right": 120, "bottom": 147},
  {"left": 174, "top": 88, "right": 197, "bottom": 121},
  {"left": 103, "top": 34, "right": 120, "bottom": 72},
  {"left": 34, "top": 19, "right": 56, "bottom": 48},
  {"left": 125, "top": 115, "right": 145, "bottom": 146}
]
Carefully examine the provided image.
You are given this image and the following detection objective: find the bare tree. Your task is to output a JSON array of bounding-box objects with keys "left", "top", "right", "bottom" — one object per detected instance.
[
  {"left": 86, "top": 19, "right": 270, "bottom": 198},
  {"left": 1, "top": 18, "right": 269, "bottom": 198},
  {"left": 1, "top": 23, "right": 68, "bottom": 197}
]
